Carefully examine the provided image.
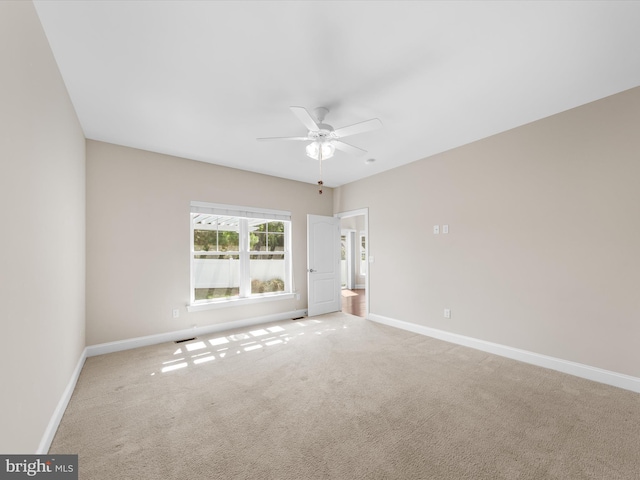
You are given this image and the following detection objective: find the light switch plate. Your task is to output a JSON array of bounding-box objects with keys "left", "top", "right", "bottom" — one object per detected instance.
[
  {"left": 443, "top": 225, "right": 449, "bottom": 234},
  {"left": 433, "top": 225, "right": 440, "bottom": 234}
]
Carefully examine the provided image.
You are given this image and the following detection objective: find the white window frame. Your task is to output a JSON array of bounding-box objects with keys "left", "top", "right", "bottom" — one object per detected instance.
[{"left": 187, "top": 201, "right": 294, "bottom": 312}]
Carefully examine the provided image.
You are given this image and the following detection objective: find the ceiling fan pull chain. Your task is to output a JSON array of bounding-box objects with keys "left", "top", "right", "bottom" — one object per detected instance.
[{"left": 318, "top": 147, "right": 323, "bottom": 194}]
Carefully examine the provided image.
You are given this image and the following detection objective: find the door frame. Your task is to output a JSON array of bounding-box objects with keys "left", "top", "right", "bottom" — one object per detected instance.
[{"left": 336, "top": 208, "right": 369, "bottom": 318}]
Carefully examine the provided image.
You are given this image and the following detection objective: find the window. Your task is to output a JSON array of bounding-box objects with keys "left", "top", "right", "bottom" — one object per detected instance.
[
  {"left": 249, "top": 221, "right": 286, "bottom": 295},
  {"left": 360, "top": 232, "right": 367, "bottom": 276},
  {"left": 189, "top": 202, "right": 292, "bottom": 310}
]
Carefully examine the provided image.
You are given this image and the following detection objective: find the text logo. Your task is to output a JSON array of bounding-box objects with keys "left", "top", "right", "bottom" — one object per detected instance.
[{"left": 0, "top": 456, "right": 77, "bottom": 479}]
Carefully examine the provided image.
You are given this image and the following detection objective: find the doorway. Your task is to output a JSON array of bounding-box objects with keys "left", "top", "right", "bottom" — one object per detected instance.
[{"left": 338, "top": 209, "right": 368, "bottom": 317}]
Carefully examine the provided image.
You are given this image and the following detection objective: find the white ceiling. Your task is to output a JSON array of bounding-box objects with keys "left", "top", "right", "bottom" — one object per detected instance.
[{"left": 33, "top": 1, "right": 640, "bottom": 188}]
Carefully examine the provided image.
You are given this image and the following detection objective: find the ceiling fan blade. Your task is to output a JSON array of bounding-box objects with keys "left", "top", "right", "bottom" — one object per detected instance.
[
  {"left": 333, "top": 118, "right": 382, "bottom": 138},
  {"left": 332, "top": 140, "right": 367, "bottom": 157},
  {"left": 257, "top": 136, "right": 310, "bottom": 141},
  {"left": 290, "top": 106, "right": 320, "bottom": 132}
]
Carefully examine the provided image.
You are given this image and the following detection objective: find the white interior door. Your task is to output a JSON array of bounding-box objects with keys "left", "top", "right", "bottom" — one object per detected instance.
[{"left": 307, "top": 214, "right": 341, "bottom": 317}]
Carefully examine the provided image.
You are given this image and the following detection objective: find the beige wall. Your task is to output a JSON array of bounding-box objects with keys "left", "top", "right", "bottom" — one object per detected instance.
[
  {"left": 0, "top": 1, "right": 86, "bottom": 453},
  {"left": 335, "top": 87, "right": 640, "bottom": 378},
  {"left": 86, "top": 141, "right": 332, "bottom": 345}
]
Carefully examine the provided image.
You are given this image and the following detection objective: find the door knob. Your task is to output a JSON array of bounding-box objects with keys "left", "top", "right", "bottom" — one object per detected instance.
[{"left": 308, "top": 268, "right": 316, "bottom": 273}]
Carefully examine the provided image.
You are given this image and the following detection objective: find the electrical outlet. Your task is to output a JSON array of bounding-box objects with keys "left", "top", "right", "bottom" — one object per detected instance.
[
  {"left": 444, "top": 308, "right": 451, "bottom": 319},
  {"left": 172, "top": 308, "right": 180, "bottom": 319}
]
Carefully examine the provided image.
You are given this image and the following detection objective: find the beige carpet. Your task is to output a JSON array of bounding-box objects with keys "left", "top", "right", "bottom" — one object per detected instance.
[{"left": 51, "top": 313, "right": 640, "bottom": 479}]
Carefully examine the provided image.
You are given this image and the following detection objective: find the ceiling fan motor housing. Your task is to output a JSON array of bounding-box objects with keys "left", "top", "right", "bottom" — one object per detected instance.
[
  {"left": 308, "top": 125, "right": 336, "bottom": 140},
  {"left": 313, "top": 107, "right": 330, "bottom": 123}
]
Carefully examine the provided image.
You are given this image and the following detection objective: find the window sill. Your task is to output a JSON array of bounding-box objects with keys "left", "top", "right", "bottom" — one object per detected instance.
[{"left": 187, "top": 292, "right": 295, "bottom": 313}]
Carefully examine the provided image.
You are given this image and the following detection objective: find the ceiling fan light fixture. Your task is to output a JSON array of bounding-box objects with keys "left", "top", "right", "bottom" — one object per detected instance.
[{"left": 306, "top": 141, "right": 335, "bottom": 160}]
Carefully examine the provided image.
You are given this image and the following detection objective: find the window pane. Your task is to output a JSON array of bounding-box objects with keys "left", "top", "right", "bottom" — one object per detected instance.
[
  {"left": 250, "top": 254, "right": 285, "bottom": 294},
  {"left": 194, "top": 229, "right": 218, "bottom": 251},
  {"left": 250, "top": 231, "right": 267, "bottom": 251},
  {"left": 267, "top": 222, "right": 285, "bottom": 252},
  {"left": 267, "top": 221, "right": 284, "bottom": 232},
  {"left": 193, "top": 215, "right": 239, "bottom": 252},
  {"left": 269, "top": 232, "right": 285, "bottom": 251},
  {"left": 193, "top": 254, "right": 240, "bottom": 300},
  {"left": 249, "top": 221, "right": 284, "bottom": 252},
  {"left": 217, "top": 229, "right": 239, "bottom": 251}
]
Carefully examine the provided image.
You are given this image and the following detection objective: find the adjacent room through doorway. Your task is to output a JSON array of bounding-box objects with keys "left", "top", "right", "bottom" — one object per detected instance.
[{"left": 338, "top": 209, "right": 368, "bottom": 317}]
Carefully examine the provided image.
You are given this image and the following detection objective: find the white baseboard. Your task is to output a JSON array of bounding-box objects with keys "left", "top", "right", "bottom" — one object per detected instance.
[
  {"left": 41, "top": 310, "right": 636, "bottom": 454},
  {"left": 37, "top": 348, "right": 87, "bottom": 454},
  {"left": 86, "top": 309, "right": 308, "bottom": 357},
  {"left": 368, "top": 313, "right": 640, "bottom": 394}
]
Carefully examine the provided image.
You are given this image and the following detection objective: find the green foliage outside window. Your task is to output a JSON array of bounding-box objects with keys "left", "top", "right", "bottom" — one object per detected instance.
[
  {"left": 194, "top": 230, "right": 239, "bottom": 252},
  {"left": 250, "top": 221, "right": 284, "bottom": 252}
]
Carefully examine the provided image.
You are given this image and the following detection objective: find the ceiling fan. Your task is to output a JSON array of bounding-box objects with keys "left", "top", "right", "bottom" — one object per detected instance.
[
  {"left": 258, "top": 106, "right": 382, "bottom": 194},
  {"left": 258, "top": 106, "right": 382, "bottom": 160}
]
